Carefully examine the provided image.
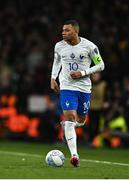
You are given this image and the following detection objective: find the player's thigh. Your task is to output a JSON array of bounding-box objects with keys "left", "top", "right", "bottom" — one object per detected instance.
[
  {"left": 60, "top": 90, "right": 78, "bottom": 121},
  {"left": 60, "top": 90, "right": 78, "bottom": 111},
  {"left": 77, "top": 92, "right": 91, "bottom": 117}
]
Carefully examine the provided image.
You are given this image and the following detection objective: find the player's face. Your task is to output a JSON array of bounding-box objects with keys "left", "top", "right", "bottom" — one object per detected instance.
[{"left": 62, "top": 24, "right": 77, "bottom": 41}]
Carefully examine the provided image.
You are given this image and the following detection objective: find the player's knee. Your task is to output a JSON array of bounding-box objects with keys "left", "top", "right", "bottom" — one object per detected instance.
[
  {"left": 77, "top": 115, "right": 86, "bottom": 123},
  {"left": 63, "top": 111, "right": 77, "bottom": 122},
  {"left": 66, "top": 114, "right": 76, "bottom": 121}
]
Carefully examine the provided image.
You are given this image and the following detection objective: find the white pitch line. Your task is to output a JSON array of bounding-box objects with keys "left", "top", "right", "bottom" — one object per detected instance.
[
  {"left": 0, "top": 150, "right": 129, "bottom": 167},
  {"left": 0, "top": 150, "right": 41, "bottom": 158},
  {"left": 81, "top": 158, "right": 129, "bottom": 167}
]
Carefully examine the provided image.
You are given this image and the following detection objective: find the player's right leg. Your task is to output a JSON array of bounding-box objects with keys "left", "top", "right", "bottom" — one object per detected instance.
[
  {"left": 60, "top": 90, "right": 80, "bottom": 167},
  {"left": 63, "top": 110, "right": 80, "bottom": 167}
]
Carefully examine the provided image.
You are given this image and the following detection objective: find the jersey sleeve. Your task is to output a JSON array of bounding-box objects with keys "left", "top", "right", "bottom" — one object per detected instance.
[
  {"left": 51, "top": 44, "right": 61, "bottom": 79},
  {"left": 86, "top": 44, "right": 105, "bottom": 75}
]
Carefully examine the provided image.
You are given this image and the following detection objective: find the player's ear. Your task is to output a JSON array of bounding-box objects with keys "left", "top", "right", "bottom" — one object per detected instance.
[
  {"left": 76, "top": 29, "right": 79, "bottom": 34},
  {"left": 74, "top": 27, "right": 79, "bottom": 34}
]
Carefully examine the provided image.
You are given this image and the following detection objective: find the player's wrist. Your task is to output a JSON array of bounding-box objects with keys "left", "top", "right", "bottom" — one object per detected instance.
[
  {"left": 80, "top": 70, "right": 86, "bottom": 77},
  {"left": 51, "top": 76, "right": 56, "bottom": 80}
]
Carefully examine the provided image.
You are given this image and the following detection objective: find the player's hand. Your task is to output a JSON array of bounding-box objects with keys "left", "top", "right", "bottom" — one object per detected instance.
[
  {"left": 70, "top": 71, "right": 82, "bottom": 79},
  {"left": 51, "top": 79, "right": 60, "bottom": 93}
]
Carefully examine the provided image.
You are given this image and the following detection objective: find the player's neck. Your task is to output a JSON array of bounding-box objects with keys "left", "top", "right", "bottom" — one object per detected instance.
[{"left": 67, "top": 36, "right": 81, "bottom": 46}]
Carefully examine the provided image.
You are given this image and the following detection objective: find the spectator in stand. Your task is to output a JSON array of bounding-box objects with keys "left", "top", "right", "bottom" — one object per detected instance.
[
  {"left": 123, "top": 77, "right": 129, "bottom": 131},
  {"left": 88, "top": 72, "right": 106, "bottom": 143}
]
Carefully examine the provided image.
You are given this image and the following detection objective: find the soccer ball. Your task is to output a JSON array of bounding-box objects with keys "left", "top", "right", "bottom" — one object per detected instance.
[{"left": 45, "top": 150, "right": 65, "bottom": 167}]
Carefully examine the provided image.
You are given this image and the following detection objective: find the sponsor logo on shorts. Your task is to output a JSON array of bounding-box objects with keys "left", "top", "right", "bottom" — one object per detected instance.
[{"left": 65, "top": 100, "right": 70, "bottom": 107}]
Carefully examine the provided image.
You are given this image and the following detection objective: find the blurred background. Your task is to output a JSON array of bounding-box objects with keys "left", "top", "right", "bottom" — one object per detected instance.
[{"left": 0, "top": 0, "right": 129, "bottom": 148}]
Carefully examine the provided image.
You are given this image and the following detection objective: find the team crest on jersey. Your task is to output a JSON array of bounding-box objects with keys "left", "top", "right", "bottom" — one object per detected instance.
[
  {"left": 70, "top": 53, "right": 75, "bottom": 59},
  {"left": 80, "top": 54, "right": 86, "bottom": 61}
]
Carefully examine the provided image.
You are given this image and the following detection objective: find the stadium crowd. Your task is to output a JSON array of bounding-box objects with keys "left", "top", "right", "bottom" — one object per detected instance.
[{"left": 0, "top": 0, "right": 129, "bottom": 147}]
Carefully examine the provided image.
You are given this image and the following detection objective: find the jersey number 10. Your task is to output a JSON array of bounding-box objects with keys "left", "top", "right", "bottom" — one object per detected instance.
[{"left": 69, "top": 62, "right": 78, "bottom": 71}]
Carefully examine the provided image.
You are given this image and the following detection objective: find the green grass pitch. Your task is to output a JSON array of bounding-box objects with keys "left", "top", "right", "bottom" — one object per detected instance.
[{"left": 0, "top": 140, "right": 129, "bottom": 179}]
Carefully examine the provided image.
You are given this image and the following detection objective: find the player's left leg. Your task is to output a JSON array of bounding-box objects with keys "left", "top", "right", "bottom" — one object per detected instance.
[
  {"left": 76, "top": 92, "right": 91, "bottom": 127},
  {"left": 76, "top": 114, "right": 86, "bottom": 127}
]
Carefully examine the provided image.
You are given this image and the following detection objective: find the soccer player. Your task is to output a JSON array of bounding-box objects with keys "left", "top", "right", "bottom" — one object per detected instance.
[{"left": 51, "top": 20, "right": 105, "bottom": 167}]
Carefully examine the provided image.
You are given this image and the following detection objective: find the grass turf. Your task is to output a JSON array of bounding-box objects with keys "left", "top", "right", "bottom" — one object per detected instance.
[{"left": 0, "top": 140, "right": 129, "bottom": 179}]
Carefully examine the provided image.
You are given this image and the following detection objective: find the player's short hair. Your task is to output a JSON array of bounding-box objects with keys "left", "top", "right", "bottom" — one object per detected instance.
[{"left": 63, "top": 20, "right": 79, "bottom": 31}]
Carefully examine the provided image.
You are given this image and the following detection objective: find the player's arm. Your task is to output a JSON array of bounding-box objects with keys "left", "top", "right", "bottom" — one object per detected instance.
[
  {"left": 84, "top": 47, "right": 105, "bottom": 75},
  {"left": 51, "top": 45, "right": 61, "bottom": 93},
  {"left": 70, "top": 46, "right": 105, "bottom": 79}
]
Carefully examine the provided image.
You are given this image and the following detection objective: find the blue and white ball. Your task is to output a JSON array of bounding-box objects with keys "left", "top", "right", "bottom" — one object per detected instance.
[{"left": 45, "top": 150, "right": 65, "bottom": 167}]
